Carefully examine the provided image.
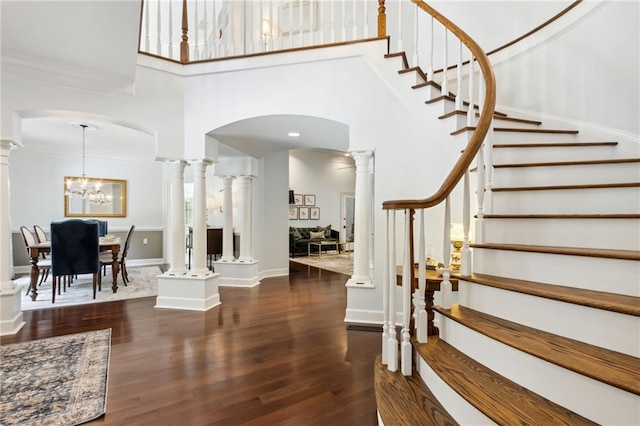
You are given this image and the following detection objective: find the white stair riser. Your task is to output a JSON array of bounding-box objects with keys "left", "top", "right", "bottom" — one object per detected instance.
[
  {"left": 492, "top": 147, "right": 621, "bottom": 164},
  {"left": 492, "top": 162, "right": 640, "bottom": 187},
  {"left": 416, "top": 357, "right": 495, "bottom": 425},
  {"left": 491, "top": 187, "right": 640, "bottom": 214},
  {"left": 458, "top": 281, "right": 639, "bottom": 356},
  {"left": 483, "top": 218, "right": 640, "bottom": 250},
  {"left": 438, "top": 315, "right": 640, "bottom": 426},
  {"left": 492, "top": 131, "right": 578, "bottom": 144},
  {"left": 472, "top": 248, "right": 640, "bottom": 297}
]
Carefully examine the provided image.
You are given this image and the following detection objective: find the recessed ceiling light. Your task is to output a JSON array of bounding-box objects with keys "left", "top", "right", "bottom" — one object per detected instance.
[{"left": 288, "top": 132, "right": 300, "bottom": 137}]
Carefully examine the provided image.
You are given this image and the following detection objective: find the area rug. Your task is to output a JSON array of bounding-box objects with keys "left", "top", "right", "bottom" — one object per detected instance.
[
  {"left": 290, "top": 254, "right": 353, "bottom": 276},
  {"left": 0, "top": 328, "right": 111, "bottom": 425},
  {"left": 16, "top": 266, "right": 162, "bottom": 310}
]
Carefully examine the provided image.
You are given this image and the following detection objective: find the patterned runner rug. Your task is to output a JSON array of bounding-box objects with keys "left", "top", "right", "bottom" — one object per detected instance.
[
  {"left": 290, "top": 253, "right": 353, "bottom": 276},
  {"left": 0, "top": 329, "right": 111, "bottom": 425},
  {"left": 16, "top": 266, "right": 162, "bottom": 310}
]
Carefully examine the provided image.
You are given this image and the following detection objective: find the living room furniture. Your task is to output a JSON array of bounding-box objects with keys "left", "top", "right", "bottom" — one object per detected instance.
[
  {"left": 289, "top": 225, "right": 339, "bottom": 257},
  {"left": 308, "top": 240, "right": 347, "bottom": 257}
]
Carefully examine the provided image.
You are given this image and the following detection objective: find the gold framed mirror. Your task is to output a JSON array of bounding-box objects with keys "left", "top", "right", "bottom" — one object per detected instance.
[{"left": 64, "top": 176, "right": 127, "bottom": 217}]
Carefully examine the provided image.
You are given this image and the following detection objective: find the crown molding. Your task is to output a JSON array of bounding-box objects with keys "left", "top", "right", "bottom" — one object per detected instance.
[{"left": 1, "top": 49, "right": 135, "bottom": 97}]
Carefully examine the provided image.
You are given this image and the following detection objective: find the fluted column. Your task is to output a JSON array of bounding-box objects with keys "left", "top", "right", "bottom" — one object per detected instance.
[
  {"left": 348, "top": 150, "right": 373, "bottom": 286},
  {"left": 220, "top": 176, "right": 235, "bottom": 262},
  {"left": 237, "top": 175, "right": 253, "bottom": 263},
  {"left": 0, "top": 141, "right": 14, "bottom": 291},
  {"left": 168, "top": 160, "right": 187, "bottom": 274},
  {"left": 190, "top": 160, "right": 212, "bottom": 275}
]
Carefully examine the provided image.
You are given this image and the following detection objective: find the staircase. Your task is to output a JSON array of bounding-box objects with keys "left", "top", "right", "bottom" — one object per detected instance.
[{"left": 376, "top": 51, "right": 640, "bottom": 425}]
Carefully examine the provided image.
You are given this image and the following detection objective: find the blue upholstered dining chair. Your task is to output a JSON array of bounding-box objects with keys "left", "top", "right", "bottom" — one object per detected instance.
[{"left": 50, "top": 219, "right": 101, "bottom": 303}]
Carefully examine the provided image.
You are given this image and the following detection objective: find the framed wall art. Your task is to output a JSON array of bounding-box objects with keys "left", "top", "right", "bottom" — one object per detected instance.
[
  {"left": 288, "top": 206, "right": 298, "bottom": 220},
  {"left": 304, "top": 194, "right": 315, "bottom": 206},
  {"left": 294, "top": 194, "right": 303, "bottom": 206},
  {"left": 298, "top": 207, "right": 309, "bottom": 220},
  {"left": 310, "top": 207, "right": 320, "bottom": 220}
]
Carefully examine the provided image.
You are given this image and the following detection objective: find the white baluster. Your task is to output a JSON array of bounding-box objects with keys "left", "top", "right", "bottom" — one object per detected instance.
[
  {"left": 401, "top": 209, "right": 412, "bottom": 376},
  {"left": 382, "top": 210, "right": 390, "bottom": 365},
  {"left": 467, "top": 57, "right": 475, "bottom": 126},
  {"left": 476, "top": 142, "right": 486, "bottom": 244},
  {"left": 441, "top": 27, "right": 448, "bottom": 97},
  {"left": 455, "top": 40, "right": 463, "bottom": 110},
  {"left": 387, "top": 210, "right": 398, "bottom": 372},
  {"left": 426, "top": 16, "right": 434, "bottom": 80},
  {"left": 416, "top": 209, "right": 427, "bottom": 343},
  {"left": 462, "top": 170, "right": 472, "bottom": 275},
  {"left": 212, "top": 0, "right": 218, "bottom": 58},
  {"left": 268, "top": 1, "right": 273, "bottom": 51},
  {"left": 299, "top": 0, "right": 304, "bottom": 46},
  {"left": 144, "top": 0, "right": 150, "bottom": 52},
  {"left": 319, "top": 0, "right": 325, "bottom": 44},
  {"left": 441, "top": 197, "right": 452, "bottom": 309},
  {"left": 397, "top": 0, "right": 403, "bottom": 52},
  {"left": 192, "top": 0, "right": 200, "bottom": 59},
  {"left": 341, "top": 0, "right": 346, "bottom": 42},
  {"left": 363, "top": 0, "right": 369, "bottom": 38},
  {"left": 352, "top": 0, "right": 357, "bottom": 39},
  {"left": 413, "top": 2, "right": 419, "bottom": 67},
  {"left": 202, "top": 0, "right": 208, "bottom": 57},
  {"left": 289, "top": 0, "right": 294, "bottom": 48},
  {"left": 309, "top": 0, "right": 314, "bottom": 45},
  {"left": 330, "top": 0, "right": 336, "bottom": 43},
  {"left": 168, "top": 0, "right": 174, "bottom": 59},
  {"left": 156, "top": 0, "right": 162, "bottom": 56}
]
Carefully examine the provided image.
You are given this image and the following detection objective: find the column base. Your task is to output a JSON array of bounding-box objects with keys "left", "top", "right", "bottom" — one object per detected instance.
[
  {"left": 346, "top": 276, "right": 374, "bottom": 288},
  {"left": 0, "top": 284, "right": 25, "bottom": 336},
  {"left": 214, "top": 260, "right": 260, "bottom": 287},
  {"left": 155, "top": 272, "right": 220, "bottom": 311}
]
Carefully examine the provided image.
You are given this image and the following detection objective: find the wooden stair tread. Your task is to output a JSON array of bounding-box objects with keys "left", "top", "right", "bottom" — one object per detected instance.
[
  {"left": 492, "top": 182, "right": 640, "bottom": 192},
  {"left": 470, "top": 242, "right": 640, "bottom": 261},
  {"left": 494, "top": 142, "right": 618, "bottom": 148},
  {"left": 398, "top": 66, "right": 427, "bottom": 82},
  {"left": 439, "top": 110, "right": 541, "bottom": 125},
  {"left": 494, "top": 127, "right": 579, "bottom": 134},
  {"left": 384, "top": 52, "right": 409, "bottom": 69},
  {"left": 481, "top": 213, "right": 640, "bottom": 219},
  {"left": 453, "top": 272, "right": 640, "bottom": 317},
  {"left": 494, "top": 157, "right": 640, "bottom": 169},
  {"left": 374, "top": 355, "right": 458, "bottom": 426},
  {"left": 425, "top": 97, "right": 507, "bottom": 116},
  {"left": 433, "top": 305, "right": 640, "bottom": 395},
  {"left": 418, "top": 336, "right": 597, "bottom": 425}
]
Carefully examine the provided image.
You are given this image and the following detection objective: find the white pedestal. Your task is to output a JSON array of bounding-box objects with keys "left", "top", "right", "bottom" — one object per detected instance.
[
  {"left": 214, "top": 260, "right": 260, "bottom": 287},
  {"left": 155, "top": 272, "right": 220, "bottom": 311},
  {"left": 0, "top": 283, "right": 25, "bottom": 335}
]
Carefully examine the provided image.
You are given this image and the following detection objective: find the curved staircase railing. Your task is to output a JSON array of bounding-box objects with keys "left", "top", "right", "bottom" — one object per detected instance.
[{"left": 380, "top": 0, "right": 496, "bottom": 376}]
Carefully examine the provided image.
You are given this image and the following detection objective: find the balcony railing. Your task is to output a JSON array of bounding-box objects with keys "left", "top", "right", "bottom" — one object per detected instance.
[{"left": 139, "top": 0, "right": 388, "bottom": 63}]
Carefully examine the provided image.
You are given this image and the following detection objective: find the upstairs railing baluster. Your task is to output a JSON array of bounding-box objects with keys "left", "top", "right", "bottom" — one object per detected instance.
[
  {"left": 156, "top": 0, "right": 163, "bottom": 55},
  {"left": 382, "top": 210, "right": 390, "bottom": 365},
  {"left": 387, "top": 209, "right": 398, "bottom": 372},
  {"left": 416, "top": 209, "right": 427, "bottom": 343},
  {"left": 401, "top": 209, "right": 412, "bottom": 375},
  {"left": 455, "top": 40, "right": 463, "bottom": 110}
]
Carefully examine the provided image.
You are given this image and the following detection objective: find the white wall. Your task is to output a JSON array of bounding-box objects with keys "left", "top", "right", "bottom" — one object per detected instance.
[
  {"left": 288, "top": 149, "right": 355, "bottom": 236},
  {"left": 9, "top": 149, "right": 164, "bottom": 233}
]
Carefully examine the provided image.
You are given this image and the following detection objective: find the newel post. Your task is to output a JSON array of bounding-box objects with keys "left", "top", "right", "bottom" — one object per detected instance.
[
  {"left": 180, "top": 0, "right": 190, "bottom": 63},
  {"left": 377, "top": 0, "right": 386, "bottom": 37}
]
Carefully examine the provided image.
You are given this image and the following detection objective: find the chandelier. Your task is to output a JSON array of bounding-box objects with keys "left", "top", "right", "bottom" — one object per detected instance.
[{"left": 65, "top": 123, "right": 112, "bottom": 206}]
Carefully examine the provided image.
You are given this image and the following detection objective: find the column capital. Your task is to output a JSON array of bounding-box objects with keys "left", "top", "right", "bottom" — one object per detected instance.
[
  {"left": 188, "top": 159, "right": 213, "bottom": 166},
  {"left": 349, "top": 150, "right": 374, "bottom": 167}
]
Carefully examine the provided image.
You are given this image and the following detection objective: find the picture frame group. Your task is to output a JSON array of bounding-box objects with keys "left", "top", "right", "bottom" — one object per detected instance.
[{"left": 289, "top": 194, "right": 320, "bottom": 220}]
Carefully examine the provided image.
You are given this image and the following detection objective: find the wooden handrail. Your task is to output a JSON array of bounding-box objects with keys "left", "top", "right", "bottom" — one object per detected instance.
[{"left": 382, "top": 0, "right": 496, "bottom": 211}]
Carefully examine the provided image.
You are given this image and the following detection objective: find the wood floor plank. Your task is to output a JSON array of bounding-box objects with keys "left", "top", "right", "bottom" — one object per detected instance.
[{"left": 1, "top": 262, "right": 380, "bottom": 425}]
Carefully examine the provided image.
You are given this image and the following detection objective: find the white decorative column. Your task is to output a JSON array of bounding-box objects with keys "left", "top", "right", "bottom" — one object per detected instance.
[
  {"left": 156, "top": 159, "right": 220, "bottom": 312},
  {"left": 166, "top": 160, "right": 187, "bottom": 275},
  {"left": 0, "top": 140, "right": 24, "bottom": 335},
  {"left": 220, "top": 176, "right": 235, "bottom": 262},
  {"left": 237, "top": 175, "right": 253, "bottom": 263},
  {"left": 347, "top": 150, "right": 373, "bottom": 288},
  {"left": 190, "top": 160, "right": 213, "bottom": 276}
]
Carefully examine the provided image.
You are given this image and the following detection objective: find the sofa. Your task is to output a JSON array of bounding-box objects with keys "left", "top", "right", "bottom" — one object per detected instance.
[{"left": 289, "top": 225, "right": 340, "bottom": 257}]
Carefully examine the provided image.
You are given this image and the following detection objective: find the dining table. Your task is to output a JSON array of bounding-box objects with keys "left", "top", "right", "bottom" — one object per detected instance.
[{"left": 26, "top": 237, "right": 121, "bottom": 301}]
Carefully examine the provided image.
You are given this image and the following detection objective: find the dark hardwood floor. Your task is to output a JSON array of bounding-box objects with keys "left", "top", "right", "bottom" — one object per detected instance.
[{"left": 1, "top": 262, "right": 381, "bottom": 425}]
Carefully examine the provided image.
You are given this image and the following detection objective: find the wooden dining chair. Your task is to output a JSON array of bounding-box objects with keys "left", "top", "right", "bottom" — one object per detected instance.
[
  {"left": 50, "top": 219, "right": 101, "bottom": 303},
  {"left": 19, "top": 226, "right": 51, "bottom": 295},
  {"left": 100, "top": 225, "right": 135, "bottom": 286},
  {"left": 33, "top": 225, "right": 49, "bottom": 259}
]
